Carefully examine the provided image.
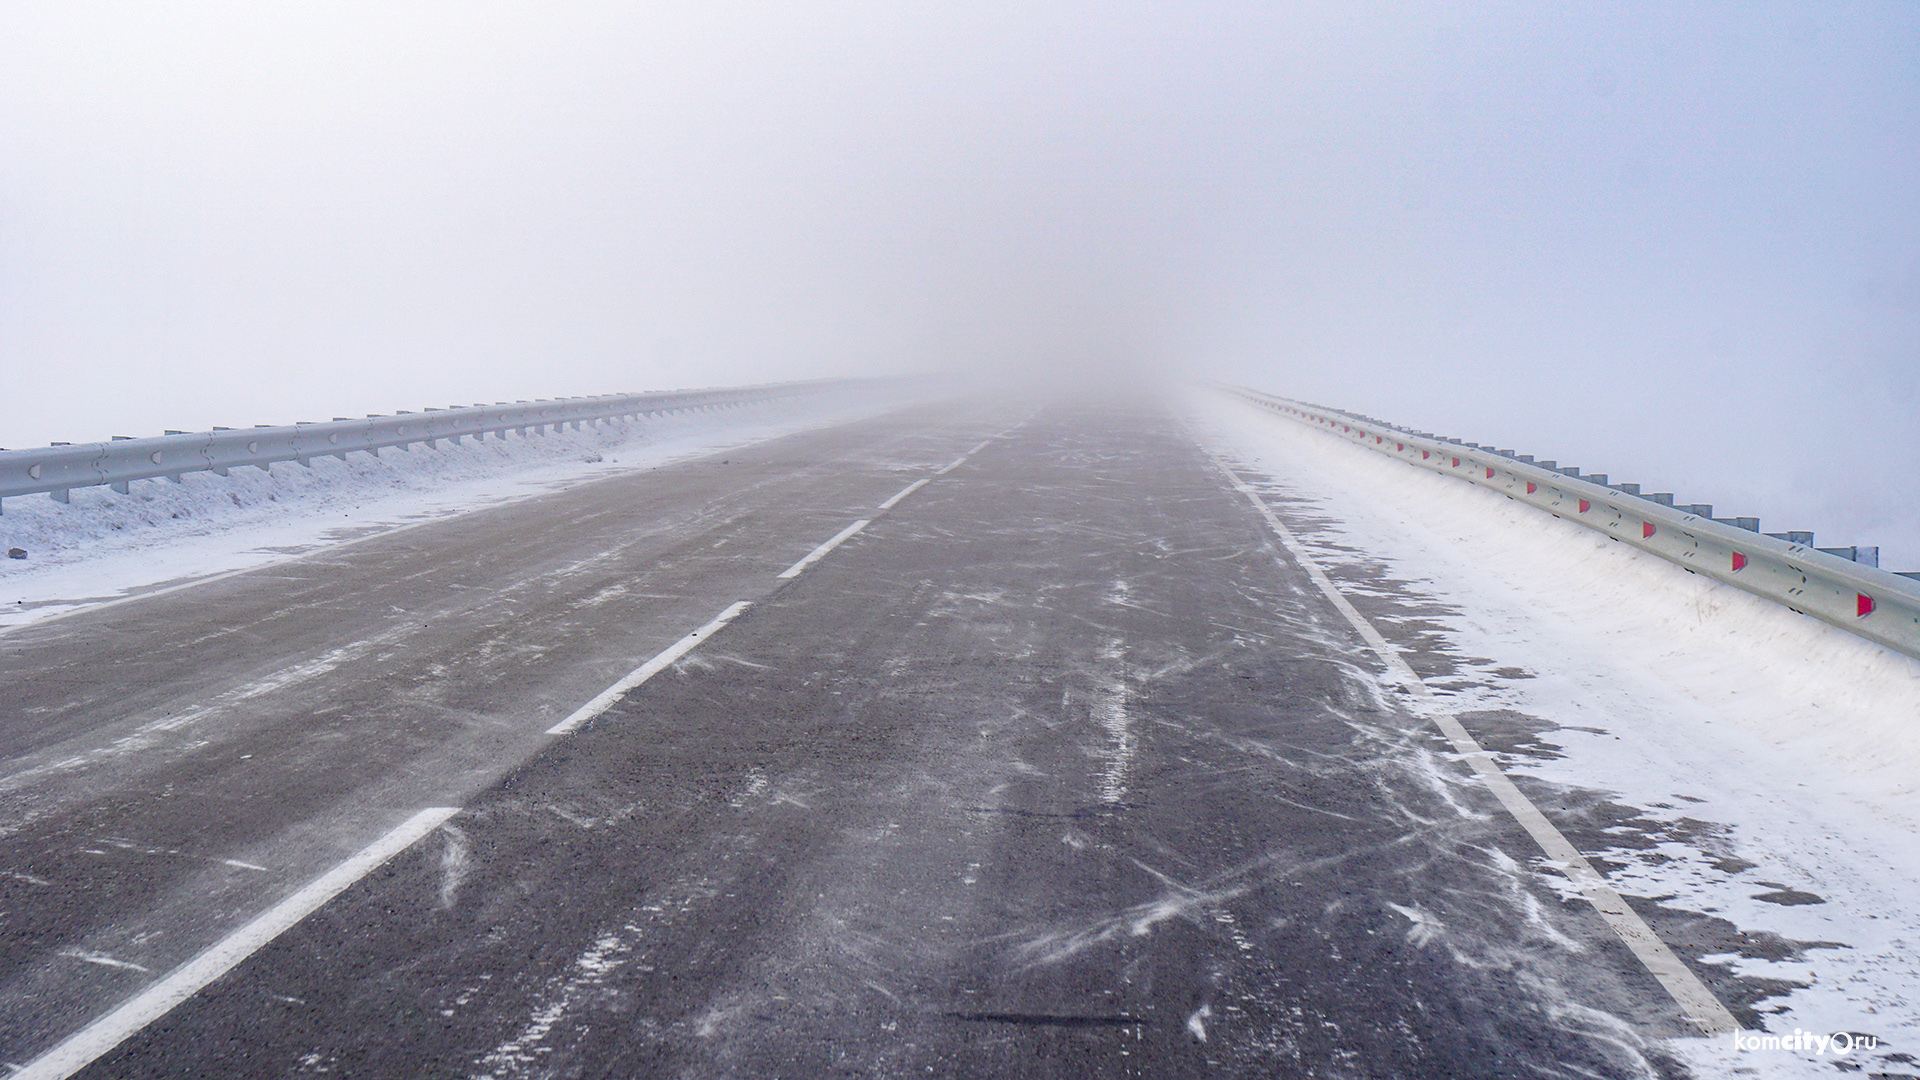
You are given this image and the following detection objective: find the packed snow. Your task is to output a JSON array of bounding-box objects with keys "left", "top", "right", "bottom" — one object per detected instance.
[
  {"left": 0, "top": 385, "right": 913, "bottom": 634},
  {"left": 1188, "top": 388, "right": 1920, "bottom": 1079}
]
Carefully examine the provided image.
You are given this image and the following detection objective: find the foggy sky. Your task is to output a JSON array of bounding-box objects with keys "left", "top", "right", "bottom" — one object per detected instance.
[{"left": 3, "top": 3, "right": 1916, "bottom": 564}]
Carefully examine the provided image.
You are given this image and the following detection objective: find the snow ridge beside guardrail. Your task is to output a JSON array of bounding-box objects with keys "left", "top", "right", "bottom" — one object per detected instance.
[
  {"left": 1226, "top": 384, "right": 1920, "bottom": 663},
  {"left": 0, "top": 378, "right": 877, "bottom": 512}
]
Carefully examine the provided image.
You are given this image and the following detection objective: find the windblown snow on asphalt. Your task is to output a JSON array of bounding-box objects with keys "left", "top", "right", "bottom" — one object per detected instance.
[
  {"left": 0, "top": 386, "right": 910, "bottom": 633},
  {"left": 1188, "top": 388, "right": 1920, "bottom": 1079}
]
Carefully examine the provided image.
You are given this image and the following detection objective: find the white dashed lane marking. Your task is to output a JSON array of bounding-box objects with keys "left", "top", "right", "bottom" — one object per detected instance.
[
  {"left": 878, "top": 478, "right": 929, "bottom": 510},
  {"left": 776, "top": 519, "right": 871, "bottom": 580},
  {"left": 14, "top": 807, "right": 461, "bottom": 1080},
  {"left": 8, "top": 423, "right": 1030, "bottom": 1077},
  {"left": 545, "top": 600, "right": 754, "bottom": 735}
]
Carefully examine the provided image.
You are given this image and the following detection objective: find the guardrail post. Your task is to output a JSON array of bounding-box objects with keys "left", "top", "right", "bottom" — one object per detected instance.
[
  {"left": 1228, "top": 382, "right": 1920, "bottom": 663},
  {"left": 1818, "top": 546, "right": 1879, "bottom": 568},
  {"left": 0, "top": 378, "right": 879, "bottom": 508}
]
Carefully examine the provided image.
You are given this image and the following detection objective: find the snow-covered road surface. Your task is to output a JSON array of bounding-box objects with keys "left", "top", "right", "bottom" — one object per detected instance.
[
  {"left": 2, "top": 388, "right": 1914, "bottom": 1078},
  {"left": 1190, "top": 389, "right": 1920, "bottom": 1078}
]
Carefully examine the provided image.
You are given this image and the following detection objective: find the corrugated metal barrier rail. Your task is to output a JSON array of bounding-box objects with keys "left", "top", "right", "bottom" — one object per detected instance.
[
  {"left": 1225, "top": 384, "right": 1920, "bottom": 663},
  {"left": 0, "top": 379, "right": 878, "bottom": 512}
]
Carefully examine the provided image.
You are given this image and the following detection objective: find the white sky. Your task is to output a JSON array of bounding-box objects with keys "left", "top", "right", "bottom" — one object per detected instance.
[{"left": 2, "top": 2, "right": 1916, "bottom": 563}]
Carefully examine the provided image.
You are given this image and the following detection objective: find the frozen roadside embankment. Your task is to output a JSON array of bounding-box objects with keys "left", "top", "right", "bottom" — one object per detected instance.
[
  {"left": 1187, "top": 388, "right": 1920, "bottom": 1079},
  {"left": 0, "top": 385, "right": 917, "bottom": 633}
]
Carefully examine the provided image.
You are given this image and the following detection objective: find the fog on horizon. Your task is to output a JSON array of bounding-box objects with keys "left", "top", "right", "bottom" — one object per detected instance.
[{"left": 2, "top": 2, "right": 1915, "bottom": 563}]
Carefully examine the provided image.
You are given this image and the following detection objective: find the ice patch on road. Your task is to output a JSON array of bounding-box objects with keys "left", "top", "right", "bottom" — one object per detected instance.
[
  {"left": 438, "top": 823, "right": 471, "bottom": 910},
  {"left": 55, "top": 948, "right": 151, "bottom": 973},
  {"left": 1386, "top": 902, "right": 1443, "bottom": 947},
  {"left": 1092, "top": 633, "right": 1135, "bottom": 805},
  {"left": 1187, "top": 1003, "right": 1212, "bottom": 1040}
]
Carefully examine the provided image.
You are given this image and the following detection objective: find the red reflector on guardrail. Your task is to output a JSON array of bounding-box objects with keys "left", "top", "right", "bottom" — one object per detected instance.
[
  {"left": 1643, "top": 522, "right": 1656, "bottom": 538},
  {"left": 1859, "top": 593, "right": 1876, "bottom": 617},
  {"left": 1732, "top": 552, "right": 1748, "bottom": 571},
  {"left": 1422, "top": 451, "right": 1430, "bottom": 459},
  {"left": 1578, "top": 499, "right": 1590, "bottom": 513},
  {"left": 1485, "top": 467, "right": 1495, "bottom": 478},
  {"left": 1396, "top": 443, "right": 1404, "bottom": 451},
  {"left": 1451, "top": 457, "right": 1460, "bottom": 467},
  {"left": 1526, "top": 482, "right": 1536, "bottom": 494}
]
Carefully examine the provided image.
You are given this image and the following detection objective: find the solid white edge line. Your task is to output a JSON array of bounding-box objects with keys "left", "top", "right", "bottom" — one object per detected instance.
[
  {"left": 934, "top": 455, "right": 968, "bottom": 475},
  {"left": 968, "top": 439, "right": 993, "bottom": 455},
  {"left": 878, "top": 478, "right": 929, "bottom": 510},
  {"left": 775, "top": 519, "right": 870, "bottom": 580},
  {"left": 545, "top": 601, "right": 753, "bottom": 735},
  {"left": 15, "top": 806, "right": 460, "bottom": 1080},
  {"left": 1206, "top": 452, "right": 1742, "bottom": 1038}
]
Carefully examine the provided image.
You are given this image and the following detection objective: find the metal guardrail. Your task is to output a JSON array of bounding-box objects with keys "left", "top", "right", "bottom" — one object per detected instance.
[
  {"left": 1226, "top": 385, "right": 1920, "bottom": 662},
  {"left": 0, "top": 379, "right": 873, "bottom": 512}
]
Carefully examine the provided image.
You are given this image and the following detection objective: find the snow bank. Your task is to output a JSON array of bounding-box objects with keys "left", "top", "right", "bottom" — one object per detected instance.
[
  {"left": 1191, "top": 388, "right": 1920, "bottom": 827},
  {"left": 0, "top": 385, "right": 911, "bottom": 632},
  {"left": 1188, "top": 388, "right": 1920, "bottom": 1076}
]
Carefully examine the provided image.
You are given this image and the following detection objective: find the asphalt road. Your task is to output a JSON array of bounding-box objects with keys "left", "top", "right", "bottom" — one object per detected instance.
[{"left": 2, "top": 396, "right": 1734, "bottom": 1077}]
